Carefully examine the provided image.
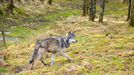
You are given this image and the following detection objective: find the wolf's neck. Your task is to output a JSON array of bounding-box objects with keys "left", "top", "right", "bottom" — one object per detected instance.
[
  {"left": 60, "top": 37, "right": 69, "bottom": 48},
  {"left": 65, "top": 36, "right": 70, "bottom": 48}
]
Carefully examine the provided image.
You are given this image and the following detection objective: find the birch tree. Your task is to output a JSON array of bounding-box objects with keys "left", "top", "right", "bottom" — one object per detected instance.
[{"left": 127, "top": 0, "right": 131, "bottom": 21}]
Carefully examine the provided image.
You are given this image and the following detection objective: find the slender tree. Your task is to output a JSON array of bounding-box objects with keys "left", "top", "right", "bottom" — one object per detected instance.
[
  {"left": 48, "top": 0, "right": 52, "bottom": 5},
  {"left": 1, "top": 25, "right": 6, "bottom": 47},
  {"left": 0, "top": 15, "right": 6, "bottom": 48},
  {"left": 99, "top": 0, "right": 105, "bottom": 22},
  {"left": 89, "top": 0, "right": 96, "bottom": 21},
  {"left": 130, "top": 0, "right": 134, "bottom": 26},
  {"left": 6, "top": 0, "right": 14, "bottom": 14},
  {"left": 127, "top": 0, "right": 131, "bottom": 21},
  {"left": 82, "top": 0, "right": 89, "bottom": 16},
  {"left": 17, "top": 0, "right": 22, "bottom": 3}
]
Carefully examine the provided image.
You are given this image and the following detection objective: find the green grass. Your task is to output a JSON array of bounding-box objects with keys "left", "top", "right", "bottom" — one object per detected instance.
[
  {"left": 0, "top": 67, "right": 7, "bottom": 73},
  {"left": 105, "top": 2, "right": 128, "bottom": 16},
  {"left": 45, "top": 9, "right": 80, "bottom": 22},
  {"left": 4, "top": 17, "right": 134, "bottom": 75},
  {"left": 9, "top": 26, "right": 32, "bottom": 38}
]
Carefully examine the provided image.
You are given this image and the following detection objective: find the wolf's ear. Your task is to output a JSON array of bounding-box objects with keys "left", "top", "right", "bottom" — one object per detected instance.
[
  {"left": 66, "top": 32, "right": 70, "bottom": 36},
  {"left": 73, "top": 31, "right": 76, "bottom": 33}
]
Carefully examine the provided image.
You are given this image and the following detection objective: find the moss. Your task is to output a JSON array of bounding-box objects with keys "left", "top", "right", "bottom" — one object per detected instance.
[
  {"left": 9, "top": 26, "right": 32, "bottom": 38},
  {"left": 0, "top": 67, "right": 7, "bottom": 73}
]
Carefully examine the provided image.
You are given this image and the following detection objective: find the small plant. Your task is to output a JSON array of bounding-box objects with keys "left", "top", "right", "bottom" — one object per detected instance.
[{"left": 0, "top": 67, "right": 7, "bottom": 73}]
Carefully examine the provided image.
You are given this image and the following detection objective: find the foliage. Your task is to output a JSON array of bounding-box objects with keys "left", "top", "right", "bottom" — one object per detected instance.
[{"left": 0, "top": 9, "right": 4, "bottom": 16}]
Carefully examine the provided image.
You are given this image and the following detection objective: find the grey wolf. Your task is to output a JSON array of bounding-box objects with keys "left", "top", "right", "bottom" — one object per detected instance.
[{"left": 29, "top": 32, "right": 77, "bottom": 69}]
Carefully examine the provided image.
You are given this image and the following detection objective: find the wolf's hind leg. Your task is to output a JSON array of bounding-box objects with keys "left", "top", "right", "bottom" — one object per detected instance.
[
  {"left": 30, "top": 61, "right": 34, "bottom": 70},
  {"left": 38, "top": 51, "right": 46, "bottom": 66},
  {"left": 33, "top": 48, "right": 46, "bottom": 68}
]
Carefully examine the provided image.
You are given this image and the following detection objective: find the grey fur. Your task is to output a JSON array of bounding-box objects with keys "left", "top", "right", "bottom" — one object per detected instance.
[{"left": 29, "top": 32, "right": 77, "bottom": 69}]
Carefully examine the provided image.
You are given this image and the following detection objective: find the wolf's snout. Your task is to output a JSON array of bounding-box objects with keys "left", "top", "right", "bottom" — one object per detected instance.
[{"left": 73, "top": 40, "right": 77, "bottom": 43}]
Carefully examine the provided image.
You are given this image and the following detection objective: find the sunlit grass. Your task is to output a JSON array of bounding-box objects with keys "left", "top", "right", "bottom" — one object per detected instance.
[
  {"left": 5, "top": 19, "right": 134, "bottom": 75},
  {"left": 105, "top": 2, "right": 128, "bottom": 16}
]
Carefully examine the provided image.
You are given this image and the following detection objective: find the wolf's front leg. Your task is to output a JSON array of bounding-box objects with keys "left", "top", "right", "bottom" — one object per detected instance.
[
  {"left": 51, "top": 53, "right": 55, "bottom": 66},
  {"left": 61, "top": 53, "right": 73, "bottom": 62}
]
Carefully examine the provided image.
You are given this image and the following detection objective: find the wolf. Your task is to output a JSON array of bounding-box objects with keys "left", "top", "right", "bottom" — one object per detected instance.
[{"left": 29, "top": 32, "right": 77, "bottom": 69}]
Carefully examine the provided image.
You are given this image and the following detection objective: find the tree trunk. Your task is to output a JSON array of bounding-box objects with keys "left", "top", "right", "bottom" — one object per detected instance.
[
  {"left": 7, "top": 0, "right": 14, "bottom": 14},
  {"left": 99, "top": 0, "right": 105, "bottom": 22},
  {"left": 1, "top": 26, "right": 6, "bottom": 48},
  {"left": 48, "top": 0, "right": 52, "bottom": 5},
  {"left": 1, "top": 16, "right": 6, "bottom": 48},
  {"left": 83, "top": 0, "right": 86, "bottom": 16},
  {"left": 130, "top": 0, "right": 134, "bottom": 26},
  {"left": 89, "top": 0, "right": 96, "bottom": 21},
  {"left": 127, "top": 0, "right": 131, "bottom": 21},
  {"left": 82, "top": 0, "right": 89, "bottom": 16}
]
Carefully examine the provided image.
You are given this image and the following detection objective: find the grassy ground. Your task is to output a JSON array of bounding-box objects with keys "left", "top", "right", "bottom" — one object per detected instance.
[
  {"left": 0, "top": 1, "right": 134, "bottom": 75},
  {"left": 4, "top": 15, "right": 134, "bottom": 75}
]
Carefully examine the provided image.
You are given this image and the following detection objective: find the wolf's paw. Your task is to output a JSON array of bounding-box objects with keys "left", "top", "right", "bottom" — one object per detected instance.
[{"left": 50, "top": 62, "right": 55, "bottom": 66}]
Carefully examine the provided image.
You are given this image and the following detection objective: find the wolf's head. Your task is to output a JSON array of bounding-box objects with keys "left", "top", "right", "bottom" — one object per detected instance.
[{"left": 67, "top": 32, "right": 77, "bottom": 44}]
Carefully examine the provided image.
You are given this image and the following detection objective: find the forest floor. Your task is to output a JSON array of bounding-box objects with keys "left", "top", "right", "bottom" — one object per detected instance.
[{"left": 0, "top": 2, "right": 134, "bottom": 75}]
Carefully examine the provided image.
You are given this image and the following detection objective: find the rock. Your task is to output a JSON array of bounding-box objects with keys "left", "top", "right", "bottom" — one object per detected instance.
[
  {"left": 0, "top": 52, "right": 10, "bottom": 67},
  {"left": 84, "top": 63, "right": 92, "bottom": 71},
  {"left": 117, "top": 52, "right": 123, "bottom": 56},
  {"left": 0, "top": 58, "right": 10, "bottom": 67},
  {"left": 117, "top": 51, "right": 134, "bottom": 57},
  {"left": 0, "top": 58, "right": 5, "bottom": 67},
  {"left": 79, "top": 55, "right": 85, "bottom": 60},
  {"left": 15, "top": 66, "right": 23, "bottom": 73},
  {"left": 83, "top": 62, "right": 93, "bottom": 71},
  {"left": 13, "top": 64, "right": 31, "bottom": 73},
  {"left": 65, "top": 65, "right": 81, "bottom": 75}
]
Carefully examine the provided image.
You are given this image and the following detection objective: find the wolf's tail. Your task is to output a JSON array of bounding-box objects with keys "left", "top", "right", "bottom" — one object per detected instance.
[{"left": 29, "top": 43, "right": 40, "bottom": 64}]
